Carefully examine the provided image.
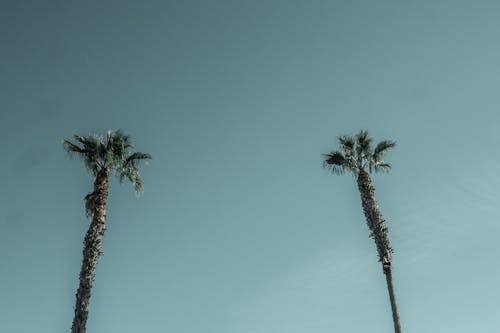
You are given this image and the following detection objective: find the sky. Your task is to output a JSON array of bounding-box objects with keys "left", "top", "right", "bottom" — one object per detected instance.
[{"left": 1, "top": 0, "right": 500, "bottom": 332}]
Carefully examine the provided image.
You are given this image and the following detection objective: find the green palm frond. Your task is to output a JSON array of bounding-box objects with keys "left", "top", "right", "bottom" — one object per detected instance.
[
  {"left": 118, "top": 164, "right": 144, "bottom": 192},
  {"left": 373, "top": 140, "right": 396, "bottom": 162},
  {"left": 126, "top": 152, "right": 152, "bottom": 163},
  {"left": 338, "top": 135, "right": 355, "bottom": 157},
  {"left": 84, "top": 155, "right": 101, "bottom": 175},
  {"left": 132, "top": 176, "right": 144, "bottom": 193},
  {"left": 323, "top": 151, "right": 350, "bottom": 175},
  {"left": 63, "top": 130, "right": 151, "bottom": 193},
  {"left": 373, "top": 162, "right": 392, "bottom": 173},
  {"left": 107, "top": 130, "right": 132, "bottom": 156},
  {"left": 63, "top": 138, "right": 101, "bottom": 175},
  {"left": 74, "top": 135, "right": 100, "bottom": 154},
  {"left": 62, "top": 140, "right": 85, "bottom": 154},
  {"left": 118, "top": 151, "right": 151, "bottom": 192},
  {"left": 355, "top": 130, "right": 373, "bottom": 161},
  {"left": 324, "top": 130, "right": 395, "bottom": 175}
]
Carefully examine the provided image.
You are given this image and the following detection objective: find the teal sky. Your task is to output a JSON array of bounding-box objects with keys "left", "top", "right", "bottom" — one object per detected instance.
[{"left": 2, "top": 1, "right": 500, "bottom": 332}]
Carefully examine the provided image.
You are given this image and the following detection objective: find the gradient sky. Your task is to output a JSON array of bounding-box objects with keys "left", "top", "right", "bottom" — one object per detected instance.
[{"left": 2, "top": 1, "right": 500, "bottom": 332}]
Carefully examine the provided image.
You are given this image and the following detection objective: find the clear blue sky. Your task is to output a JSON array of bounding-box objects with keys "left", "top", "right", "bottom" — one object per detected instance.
[{"left": 1, "top": 1, "right": 500, "bottom": 332}]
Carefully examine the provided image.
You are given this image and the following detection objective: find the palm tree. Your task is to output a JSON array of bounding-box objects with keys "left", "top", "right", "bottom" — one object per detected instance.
[
  {"left": 63, "top": 130, "right": 151, "bottom": 333},
  {"left": 323, "top": 130, "right": 401, "bottom": 333}
]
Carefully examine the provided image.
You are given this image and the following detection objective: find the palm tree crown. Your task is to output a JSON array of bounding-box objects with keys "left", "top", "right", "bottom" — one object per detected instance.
[
  {"left": 323, "top": 130, "right": 396, "bottom": 175},
  {"left": 63, "top": 130, "right": 152, "bottom": 192}
]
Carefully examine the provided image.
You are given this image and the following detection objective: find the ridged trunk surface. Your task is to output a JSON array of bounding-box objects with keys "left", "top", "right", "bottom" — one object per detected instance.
[
  {"left": 385, "top": 267, "right": 402, "bottom": 333},
  {"left": 356, "top": 168, "right": 401, "bottom": 333},
  {"left": 71, "top": 168, "right": 109, "bottom": 333}
]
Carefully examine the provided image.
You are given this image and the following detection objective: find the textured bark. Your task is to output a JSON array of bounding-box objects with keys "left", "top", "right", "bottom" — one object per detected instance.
[
  {"left": 71, "top": 168, "right": 109, "bottom": 333},
  {"left": 385, "top": 267, "right": 402, "bottom": 333},
  {"left": 356, "top": 168, "right": 401, "bottom": 333}
]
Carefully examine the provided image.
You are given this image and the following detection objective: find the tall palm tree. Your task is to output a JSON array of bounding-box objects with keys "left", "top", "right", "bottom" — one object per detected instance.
[
  {"left": 323, "top": 130, "right": 401, "bottom": 333},
  {"left": 63, "top": 130, "right": 151, "bottom": 333}
]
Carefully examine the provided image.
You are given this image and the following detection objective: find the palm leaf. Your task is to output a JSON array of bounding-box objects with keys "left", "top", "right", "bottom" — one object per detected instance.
[
  {"left": 118, "top": 165, "right": 144, "bottom": 192},
  {"left": 62, "top": 140, "right": 85, "bottom": 154},
  {"left": 64, "top": 130, "right": 151, "bottom": 192},
  {"left": 338, "top": 135, "right": 355, "bottom": 157},
  {"left": 355, "top": 130, "right": 373, "bottom": 160},
  {"left": 373, "top": 162, "right": 392, "bottom": 173},
  {"left": 126, "top": 152, "right": 152, "bottom": 163},
  {"left": 373, "top": 140, "right": 396, "bottom": 162},
  {"left": 323, "top": 151, "right": 349, "bottom": 175},
  {"left": 117, "top": 151, "right": 151, "bottom": 193}
]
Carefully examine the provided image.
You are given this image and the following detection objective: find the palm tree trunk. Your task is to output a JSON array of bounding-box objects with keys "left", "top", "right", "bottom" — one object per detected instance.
[
  {"left": 71, "top": 168, "right": 109, "bottom": 333},
  {"left": 356, "top": 168, "right": 401, "bottom": 333},
  {"left": 384, "top": 266, "right": 402, "bottom": 333}
]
